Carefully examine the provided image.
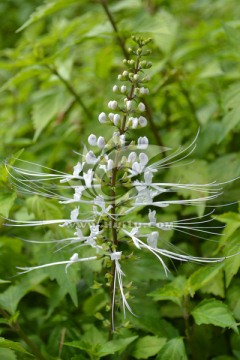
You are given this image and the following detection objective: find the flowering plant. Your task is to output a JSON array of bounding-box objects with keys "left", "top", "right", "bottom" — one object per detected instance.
[{"left": 6, "top": 36, "right": 237, "bottom": 337}]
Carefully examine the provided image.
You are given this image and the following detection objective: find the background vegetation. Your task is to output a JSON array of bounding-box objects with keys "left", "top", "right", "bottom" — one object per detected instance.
[{"left": 0, "top": 0, "right": 240, "bottom": 359}]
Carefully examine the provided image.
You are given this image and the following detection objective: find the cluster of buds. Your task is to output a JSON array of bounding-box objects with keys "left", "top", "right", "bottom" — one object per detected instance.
[{"left": 6, "top": 36, "right": 234, "bottom": 332}]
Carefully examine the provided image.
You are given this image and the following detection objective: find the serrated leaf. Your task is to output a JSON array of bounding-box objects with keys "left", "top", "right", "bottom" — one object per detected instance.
[
  {"left": 186, "top": 263, "right": 224, "bottom": 297},
  {"left": 83, "top": 291, "right": 108, "bottom": 316},
  {"left": 99, "top": 336, "right": 138, "bottom": 357},
  {"left": 0, "top": 272, "right": 47, "bottom": 314},
  {"left": 191, "top": 299, "right": 238, "bottom": 333},
  {"left": 132, "top": 336, "right": 166, "bottom": 359},
  {"left": 156, "top": 337, "right": 187, "bottom": 360},
  {"left": 0, "top": 338, "right": 32, "bottom": 355},
  {"left": 149, "top": 276, "right": 186, "bottom": 306}
]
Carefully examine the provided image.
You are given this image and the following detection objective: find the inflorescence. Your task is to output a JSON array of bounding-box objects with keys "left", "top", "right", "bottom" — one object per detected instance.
[{"left": 5, "top": 36, "right": 236, "bottom": 332}]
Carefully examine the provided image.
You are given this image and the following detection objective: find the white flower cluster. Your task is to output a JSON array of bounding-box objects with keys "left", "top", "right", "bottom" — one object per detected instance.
[{"left": 6, "top": 37, "right": 235, "bottom": 332}]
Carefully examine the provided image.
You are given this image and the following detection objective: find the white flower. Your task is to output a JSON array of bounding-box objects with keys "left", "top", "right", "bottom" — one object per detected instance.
[
  {"left": 140, "top": 87, "right": 149, "bottom": 95},
  {"left": 128, "top": 152, "right": 137, "bottom": 163},
  {"left": 139, "top": 116, "right": 147, "bottom": 127},
  {"left": 97, "top": 136, "right": 105, "bottom": 149},
  {"left": 131, "top": 117, "right": 139, "bottom": 129},
  {"left": 137, "top": 136, "right": 148, "bottom": 149},
  {"left": 98, "top": 112, "right": 107, "bottom": 123},
  {"left": 113, "top": 85, "right": 118, "bottom": 92},
  {"left": 138, "top": 102, "right": 146, "bottom": 112},
  {"left": 121, "top": 85, "right": 127, "bottom": 93},
  {"left": 148, "top": 209, "right": 157, "bottom": 224},
  {"left": 120, "top": 134, "right": 125, "bottom": 146},
  {"left": 88, "top": 134, "right": 97, "bottom": 146},
  {"left": 83, "top": 169, "right": 94, "bottom": 188},
  {"left": 70, "top": 207, "right": 79, "bottom": 222},
  {"left": 144, "top": 170, "right": 153, "bottom": 184},
  {"left": 113, "top": 113, "right": 121, "bottom": 126},
  {"left": 108, "top": 113, "right": 114, "bottom": 121},
  {"left": 73, "top": 162, "right": 82, "bottom": 177},
  {"left": 147, "top": 231, "right": 159, "bottom": 248},
  {"left": 107, "top": 159, "right": 114, "bottom": 171},
  {"left": 139, "top": 153, "right": 148, "bottom": 166},
  {"left": 126, "top": 100, "right": 132, "bottom": 111},
  {"left": 108, "top": 100, "right": 118, "bottom": 110},
  {"left": 85, "top": 151, "right": 98, "bottom": 164}
]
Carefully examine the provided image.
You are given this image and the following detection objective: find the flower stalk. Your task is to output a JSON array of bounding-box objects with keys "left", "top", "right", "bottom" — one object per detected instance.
[{"left": 5, "top": 36, "right": 237, "bottom": 336}]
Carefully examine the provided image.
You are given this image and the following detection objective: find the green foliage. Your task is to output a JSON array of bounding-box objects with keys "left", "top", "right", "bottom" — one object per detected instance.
[{"left": 0, "top": 0, "right": 240, "bottom": 359}]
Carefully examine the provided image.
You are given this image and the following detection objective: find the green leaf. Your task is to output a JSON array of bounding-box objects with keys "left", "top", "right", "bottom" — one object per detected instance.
[
  {"left": 83, "top": 291, "right": 108, "bottom": 316},
  {"left": 191, "top": 299, "right": 238, "bottom": 333},
  {"left": 224, "top": 234, "right": 240, "bottom": 287},
  {"left": 198, "top": 61, "right": 224, "bottom": 78},
  {"left": 17, "top": 0, "right": 80, "bottom": 32},
  {"left": 0, "top": 348, "right": 17, "bottom": 360},
  {"left": 99, "top": 336, "right": 138, "bottom": 357},
  {"left": 227, "top": 285, "right": 240, "bottom": 321},
  {"left": 166, "top": 159, "right": 209, "bottom": 216},
  {"left": 215, "top": 212, "right": 240, "bottom": 245},
  {"left": 149, "top": 276, "right": 186, "bottom": 306},
  {"left": 0, "top": 272, "right": 47, "bottom": 314},
  {"left": 156, "top": 337, "right": 187, "bottom": 360},
  {"left": 132, "top": 336, "right": 166, "bottom": 359},
  {"left": 218, "top": 84, "right": 240, "bottom": 142},
  {"left": 26, "top": 195, "right": 63, "bottom": 220},
  {"left": 0, "top": 337, "right": 32, "bottom": 355},
  {"left": 0, "top": 192, "right": 16, "bottom": 218},
  {"left": 186, "top": 263, "right": 224, "bottom": 297}
]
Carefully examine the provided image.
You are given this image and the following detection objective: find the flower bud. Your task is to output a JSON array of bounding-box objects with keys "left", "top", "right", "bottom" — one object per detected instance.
[
  {"left": 138, "top": 102, "right": 146, "bottom": 112},
  {"left": 123, "top": 70, "right": 128, "bottom": 77},
  {"left": 137, "top": 136, "right": 149, "bottom": 149},
  {"left": 139, "top": 116, "right": 147, "bottom": 127},
  {"left": 121, "top": 85, "right": 127, "bottom": 93},
  {"left": 131, "top": 117, "right": 138, "bottom": 129},
  {"left": 86, "top": 151, "right": 97, "bottom": 164},
  {"left": 126, "top": 100, "right": 132, "bottom": 111},
  {"left": 98, "top": 112, "right": 107, "bottom": 123},
  {"left": 88, "top": 134, "right": 97, "bottom": 146},
  {"left": 128, "top": 152, "right": 137, "bottom": 163},
  {"left": 108, "top": 100, "right": 118, "bottom": 110},
  {"left": 113, "top": 85, "right": 118, "bottom": 92},
  {"left": 108, "top": 113, "right": 114, "bottom": 121},
  {"left": 139, "top": 152, "right": 148, "bottom": 166},
  {"left": 113, "top": 113, "right": 121, "bottom": 126},
  {"left": 107, "top": 159, "right": 114, "bottom": 171},
  {"left": 97, "top": 136, "right": 105, "bottom": 149},
  {"left": 120, "top": 134, "right": 125, "bottom": 146}
]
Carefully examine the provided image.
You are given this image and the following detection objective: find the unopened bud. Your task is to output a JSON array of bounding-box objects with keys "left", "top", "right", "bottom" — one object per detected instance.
[
  {"left": 98, "top": 112, "right": 107, "bottom": 123},
  {"left": 88, "top": 134, "right": 97, "bottom": 146},
  {"left": 139, "top": 116, "right": 147, "bottom": 127}
]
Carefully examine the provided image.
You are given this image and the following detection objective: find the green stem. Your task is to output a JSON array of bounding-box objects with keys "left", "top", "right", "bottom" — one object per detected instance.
[
  {"left": 100, "top": 2, "right": 166, "bottom": 151},
  {"left": 0, "top": 307, "right": 46, "bottom": 360},
  {"left": 100, "top": 0, "right": 129, "bottom": 60},
  {"left": 46, "top": 65, "right": 91, "bottom": 119}
]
